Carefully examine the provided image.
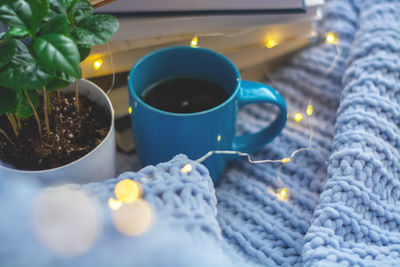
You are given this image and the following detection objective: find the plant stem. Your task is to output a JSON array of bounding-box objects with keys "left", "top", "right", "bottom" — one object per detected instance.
[
  {"left": 0, "top": 128, "right": 16, "bottom": 148},
  {"left": 24, "top": 90, "right": 43, "bottom": 141},
  {"left": 15, "top": 115, "right": 22, "bottom": 133},
  {"left": 6, "top": 113, "right": 19, "bottom": 138},
  {"left": 75, "top": 80, "right": 80, "bottom": 115},
  {"left": 46, "top": 91, "right": 52, "bottom": 115},
  {"left": 15, "top": 116, "right": 22, "bottom": 147},
  {"left": 57, "top": 89, "right": 61, "bottom": 105},
  {"left": 42, "top": 87, "right": 51, "bottom": 136}
]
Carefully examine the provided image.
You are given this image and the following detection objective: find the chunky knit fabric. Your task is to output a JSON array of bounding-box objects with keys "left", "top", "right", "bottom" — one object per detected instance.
[
  {"left": 1, "top": 0, "right": 400, "bottom": 266},
  {"left": 303, "top": 0, "right": 400, "bottom": 265}
]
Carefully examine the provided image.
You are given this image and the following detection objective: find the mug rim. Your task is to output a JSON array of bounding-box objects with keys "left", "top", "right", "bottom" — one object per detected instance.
[{"left": 128, "top": 46, "right": 241, "bottom": 117}]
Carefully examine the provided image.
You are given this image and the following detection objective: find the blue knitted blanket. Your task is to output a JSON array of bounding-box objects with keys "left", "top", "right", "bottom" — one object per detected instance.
[{"left": 1, "top": 0, "right": 400, "bottom": 266}]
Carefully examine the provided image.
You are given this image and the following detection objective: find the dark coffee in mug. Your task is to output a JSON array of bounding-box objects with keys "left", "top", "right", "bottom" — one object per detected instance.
[{"left": 141, "top": 77, "right": 229, "bottom": 113}]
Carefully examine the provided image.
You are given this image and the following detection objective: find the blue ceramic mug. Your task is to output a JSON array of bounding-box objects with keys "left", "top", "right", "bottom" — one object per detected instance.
[{"left": 128, "top": 46, "right": 286, "bottom": 183}]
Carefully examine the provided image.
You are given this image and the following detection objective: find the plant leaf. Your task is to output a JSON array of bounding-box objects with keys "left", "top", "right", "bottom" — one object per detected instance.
[
  {"left": 5, "top": 27, "right": 29, "bottom": 38},
  {"left": 0, "top": 38, "right": 15, "bottom": 68},
  {"left": 47, "top": 0, "right": 67, "bottom": 20},
  {"left": 78, "top": 44, "right": 90, "bottom": 62},
  {"left": 70, "top": 0, "right": 92, "bottom": 24},
  {"left": 0, "top": 1, "right": 29, "bottom": 29},
  {"left": 66, "top": 0, "right": 78, "bottom": 7},
  {"left": 29, "top": 0, "right": 49, "bottom": 34},
  {"left": 0, "top": 0, "right": 49, "bottom": 35},
  {"left": 0, "top": 85, "right": 22, "bottom": 115},
  {"left": 0, "top": 0, "right": 13, "bottom": 7},
  {"left": 71, "top": 14, "right": 119, "bottom": 46},
  {"left": 59, "top": 71, "right": 75, "bottom": 82},
  {"left": 16, "top": 90, "right": 39, "bottom": 118},
  {"left": 46, "top": 78, "right": 70, "bottom": 91},
  {"left": 0, "top": 39, "right": 55, "bottom": 90},
  {"left": 40, "top": 14, "right": 68, "bottom": 36},
  {"left": 46, "top": 71, "right": 74, "bottom": 90},
  {"left": 34, "top": 33, "right": 81, "bottom": 78}
]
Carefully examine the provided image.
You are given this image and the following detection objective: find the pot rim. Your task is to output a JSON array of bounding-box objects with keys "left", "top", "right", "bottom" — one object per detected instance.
[{"left": 0, "top": 79, "right": 115, "bottom": 174}]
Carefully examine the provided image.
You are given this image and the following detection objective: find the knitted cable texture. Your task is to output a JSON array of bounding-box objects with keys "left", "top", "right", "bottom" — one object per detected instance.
[
  {"left": 1, "top": 0, "right": 399, "bottom": 266},
  {"left": 214, "top": 0, "right": 359, "bottom": 265},
  {"left": 302, "top": 0, "right": 400, "bottom": 266}
]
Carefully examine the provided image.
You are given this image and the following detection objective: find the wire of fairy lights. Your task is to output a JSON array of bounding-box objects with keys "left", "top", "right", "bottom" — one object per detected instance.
[
  {"left": 261, "top": 31, "right": 340, "bottom": 191},
  {"left": 105, "top": 42, "right": 116, "bottom": 95},
  {"left": 106, "top": 32, "right": 341, "bottom": 238}
]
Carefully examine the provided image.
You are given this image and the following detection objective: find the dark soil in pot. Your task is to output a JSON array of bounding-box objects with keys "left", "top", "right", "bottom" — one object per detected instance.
[{"left": 0, "top": 92, "right": 111, "bottom": 170}]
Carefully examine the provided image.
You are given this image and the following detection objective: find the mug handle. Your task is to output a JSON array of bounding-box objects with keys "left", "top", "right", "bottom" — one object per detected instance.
[{"left": 231, "top": 81, "right": 287, "bottom": 153}]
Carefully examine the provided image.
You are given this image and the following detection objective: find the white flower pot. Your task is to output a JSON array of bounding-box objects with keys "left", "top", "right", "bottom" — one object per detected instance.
[{"left": 0, "top": 79, "right": 116, "bottom": 186}]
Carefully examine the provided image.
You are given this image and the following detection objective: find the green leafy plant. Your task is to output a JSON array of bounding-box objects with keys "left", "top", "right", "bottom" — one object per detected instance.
[{"left": 0, "top": 0, "right": 118, "bottom": 144}]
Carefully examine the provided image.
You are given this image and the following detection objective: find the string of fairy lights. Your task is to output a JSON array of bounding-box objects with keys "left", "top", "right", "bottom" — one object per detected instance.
[{"left": 104, "top": 31, "right": 341, "bottom": 235}]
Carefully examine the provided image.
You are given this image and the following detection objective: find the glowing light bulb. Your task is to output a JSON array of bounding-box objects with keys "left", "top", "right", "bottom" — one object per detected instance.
[
  {"left": 306, "top": 105, "right": 313, "bottom": 116},
  {"left": 281, "top": 158, "right": 291, "bottom": 163},
  {"left": 294, "top": 113, "right": 303, "bottom": 122},
  {"left": 190, "top": 36, "right": 198, "bottom": 47},
  {"left": 325, "top": 33, "right": 336, "bottom": 44},
  {"left": 217, "top": 134, "right": 221, "bottom": 142},
  {"left": 265, "top": 39, "right": 276, "bottom": 48},
  {"left": 278, "top": 188, "right": 289, "bottom": 200},
  {"left": 108, "top": 197, "right": 122, "bottom": 211},
  {"left": 93, "top": 59, "right": 103, "bottom": 70},
  {"left": 114, "top": 179, "right": 141, "bottom": 204},
  {"left": 128, "top": 106, "right": 132, "bottom": 114},
  {"left": 181, "top": 163, "right": 193, "bottom": 174},
  {"left": 280, "top": 188, "right": 287, "bottom": 197}
]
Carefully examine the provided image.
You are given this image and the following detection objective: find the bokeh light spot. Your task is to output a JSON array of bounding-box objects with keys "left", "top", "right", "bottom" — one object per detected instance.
[
  {"left": 33, "top": 186, "right": 101, "bottom": 257},
  {"left": 114, "top": 179, "right": 141, "bottom": 204},
  {"left": 111, "top": 199, "right": 153, "bottom": 236}
]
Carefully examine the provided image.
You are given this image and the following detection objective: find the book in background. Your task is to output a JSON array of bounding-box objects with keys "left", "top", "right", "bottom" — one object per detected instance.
[
  {"left": 84, "top": 0, "right": 324, "bottom": 153},
  {"left": 84, "top": 0, "right": 324, "bottom": 78},
  {"left": 94, "top": 0, "right": 305, "bottom": 15}
]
